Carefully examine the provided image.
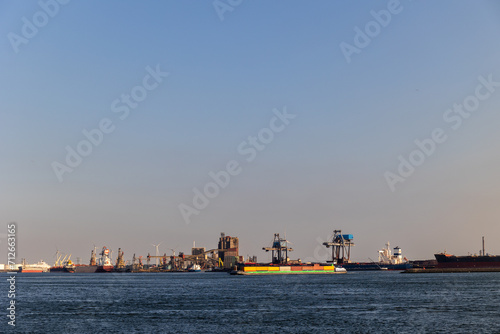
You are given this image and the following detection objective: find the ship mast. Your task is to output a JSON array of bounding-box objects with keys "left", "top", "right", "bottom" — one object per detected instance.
[{"left": 482, "top": 236, "right": 485, "bottom": 256}]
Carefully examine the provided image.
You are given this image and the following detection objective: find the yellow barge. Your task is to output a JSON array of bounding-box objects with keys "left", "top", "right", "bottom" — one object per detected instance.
[{"left": 231, "top": 263, "right": 347, "bottom": 275}]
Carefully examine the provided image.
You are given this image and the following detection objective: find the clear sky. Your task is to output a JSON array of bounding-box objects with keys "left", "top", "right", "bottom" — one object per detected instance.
[{"left": 1, "top": 1, "right": 500, "bottom": 265}]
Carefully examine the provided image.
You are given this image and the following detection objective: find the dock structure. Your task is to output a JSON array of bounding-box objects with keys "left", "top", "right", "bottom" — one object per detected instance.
[
  {"left": 323, "top": 230, "right": 355, "bottom": 264},
  {"left": 141, "top": 232, "right": 240, "bottom": 271},
  {"left": 146, "top": 248, "right": 223, "bottom": 270}
]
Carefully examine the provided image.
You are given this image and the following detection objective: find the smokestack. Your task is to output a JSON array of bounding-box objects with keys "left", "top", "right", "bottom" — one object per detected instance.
[{"left": 482, "top": 236, "right": 485, "bottom": 256}]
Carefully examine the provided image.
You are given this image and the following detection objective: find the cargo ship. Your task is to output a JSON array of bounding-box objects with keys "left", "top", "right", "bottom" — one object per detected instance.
[
  {"left": 75, "top": 247, "right": 98, "bottom": 273},
  {"left": 323, "top": 230, "right": 412, "bottom": 271},
  {"left": 50, "top": 264, "right": 75, "bottom": 273},
  {"left": 340, "top": 243, "right": 412, "bottom": 271},
  {"left": 231, "top": 233, "right": 346, "bottom": 275},
  {"left": 74, "top": 264, "right": 98, "bottom": 273},
  {"left": 434, "top": 253, "right": 500, "bottom": 268},
  {"left": 20, "top": 260, "right": 51, "bottom": 273},
  {"left": 20, "top": 268, "right": 44, "bottom": 273},
  {"left": 50, "top": 253, "right": 76, "bottom": 273},
  {"left": 434, "top": 237, "right": 500, "bottom": 269},
  {"left": 340, "top": 262, "right": 411, "bottom": 271}
]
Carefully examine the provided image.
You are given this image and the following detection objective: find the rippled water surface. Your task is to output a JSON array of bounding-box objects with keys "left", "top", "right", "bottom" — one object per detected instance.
[{"left": 2, "top": 271, "right": 500, "bottom": 333}]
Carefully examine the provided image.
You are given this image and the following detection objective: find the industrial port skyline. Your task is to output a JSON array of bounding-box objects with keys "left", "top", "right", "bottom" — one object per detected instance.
[
  {"left": 2, "top": 1, "right": 500, "bottom": 332},
  {"left": 3, "top": 1, "right": 500, "bottom": 275},
  {"left": 7, "top": 227, "right": 498, "bottom": 268}
]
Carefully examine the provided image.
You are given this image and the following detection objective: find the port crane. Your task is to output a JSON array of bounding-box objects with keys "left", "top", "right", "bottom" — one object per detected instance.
[
  {"left": 263, "top": 233, "right": 293, "bottom": 264},
  {"left": 323, "top": 230, "right": 354, "bottom": 264},
  {"left": 54, "top": 253, "right": 63, "bottom": 267}
]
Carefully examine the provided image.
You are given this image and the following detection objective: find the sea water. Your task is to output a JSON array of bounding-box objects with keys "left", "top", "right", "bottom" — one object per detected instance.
[{"left": 1, "top": 271, "right": 499, "bottom": 333}]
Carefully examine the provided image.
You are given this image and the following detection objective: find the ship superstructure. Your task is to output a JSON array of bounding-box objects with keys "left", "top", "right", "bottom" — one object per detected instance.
[
  {"left": 97, "top": 246, "right": 114, "bottom": 272},
  {"left": 21, "top": 259, "right": 51, "bottom": 273},
  {"left": 378, "top": 242, "right": 406, "bottom": 265}
]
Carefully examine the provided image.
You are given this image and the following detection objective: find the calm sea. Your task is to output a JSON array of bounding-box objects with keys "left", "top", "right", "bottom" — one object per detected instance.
[{"left": 2, "top": 271, "right": 500, "bottom": 333}]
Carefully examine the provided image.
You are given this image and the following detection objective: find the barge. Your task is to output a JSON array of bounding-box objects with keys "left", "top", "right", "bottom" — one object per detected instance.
[
  {"left": 231, "top": 263, "right": 346, "bottom": 275},
  {"left": 231, "top": 233, "right": 346, "bottom": 275}
]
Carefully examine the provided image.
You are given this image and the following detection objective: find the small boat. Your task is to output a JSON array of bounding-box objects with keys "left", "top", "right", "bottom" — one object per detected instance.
[{"left": 188, "top": 264, "right": 201, "bottom": 272}]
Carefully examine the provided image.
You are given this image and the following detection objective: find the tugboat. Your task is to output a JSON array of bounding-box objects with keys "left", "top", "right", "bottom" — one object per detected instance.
[{"left": 96, "top": 247, "right": 114, "bottom": 272}]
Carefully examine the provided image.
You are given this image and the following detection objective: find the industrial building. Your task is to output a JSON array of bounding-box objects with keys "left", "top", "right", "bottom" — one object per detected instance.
[{"left": 218, "top": 232, "right": 240, "bottom": 269}]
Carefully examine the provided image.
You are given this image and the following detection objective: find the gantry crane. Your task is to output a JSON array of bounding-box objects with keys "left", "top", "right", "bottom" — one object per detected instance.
[
  {"left": 263, "top": 233, "right": 293, "bottom": 264},
  {"left": 323, "top": 230, "right": 354, "bottom": 264}
]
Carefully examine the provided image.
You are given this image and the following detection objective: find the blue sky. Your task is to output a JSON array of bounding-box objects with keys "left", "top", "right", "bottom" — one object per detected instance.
[{"left": 1, "top": 1, "right": 500, "bottom": 264}]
